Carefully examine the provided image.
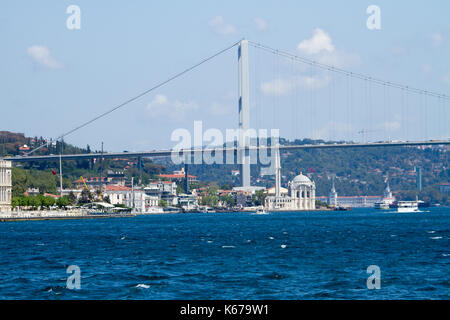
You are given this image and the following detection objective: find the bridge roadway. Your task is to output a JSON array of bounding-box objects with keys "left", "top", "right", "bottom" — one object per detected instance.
[{"left": 3, "top": 140, "right": 449, "bottom": 162}]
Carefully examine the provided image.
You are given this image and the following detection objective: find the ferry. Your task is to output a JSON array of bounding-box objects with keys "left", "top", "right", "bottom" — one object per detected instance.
[
  {"left": 397, "top": 201, "right": 419, "bottom": 213},
  {"left": 374, "top": 200, "right": 391, "bottom": 210}
]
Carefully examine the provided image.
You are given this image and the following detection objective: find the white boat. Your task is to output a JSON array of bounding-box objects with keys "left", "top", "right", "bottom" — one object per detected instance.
[
  {"left": 255, "top": 207, "right": 268, "bottom": 214},
  {"left": 374, "top": 200, "right": 391, "bottom": 210},
  {"left": 397, "top": 201, "right": 419, "bottom": 213}
]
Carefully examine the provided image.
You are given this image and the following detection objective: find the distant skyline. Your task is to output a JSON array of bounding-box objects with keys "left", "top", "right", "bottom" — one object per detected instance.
[{"left": 1, "top": 1, "right": 449, "bottom": 152}]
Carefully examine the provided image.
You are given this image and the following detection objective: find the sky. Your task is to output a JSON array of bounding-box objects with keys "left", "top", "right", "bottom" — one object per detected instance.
[{"left": 1, "top": 1, "right": 449, "bottom": 152}]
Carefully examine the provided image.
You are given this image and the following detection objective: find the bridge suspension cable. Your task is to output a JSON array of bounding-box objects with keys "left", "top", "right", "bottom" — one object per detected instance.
[
  {"left": 26, "top": 40, "right": 241, "bottom": 156},
  {"left": 248, "top": 41, "right": 450, "bottom": 101}
]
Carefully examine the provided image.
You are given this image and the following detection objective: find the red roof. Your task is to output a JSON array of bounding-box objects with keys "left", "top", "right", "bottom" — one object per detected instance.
[
  {"left": 44, "top": 193, "right": 60, "bottom": 199},
  {"left": 159, "top": 173, "right": 196, "bottom": 179},
  {"left": 105, "top": 185, "right": 131, "bottom": 191}
]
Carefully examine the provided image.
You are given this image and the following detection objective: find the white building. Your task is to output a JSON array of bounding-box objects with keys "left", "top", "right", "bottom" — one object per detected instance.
[
  {"left": 178, "top": 194, "right": 199, "bottom": 211},
  {"left": 104, "top": 185, "right": 161, "bottom": 213},
  {"left": 144, "top": 181, "right": 178, "bottom": 206},
  {"left": 266, "top": 173, "right": 316, "bottom": 211},
  {"left": 0, "top": 160, "right": 12, "bottom": 213},
  {"left": 264, "top": 149, "right": 316, "bottom": 211}
]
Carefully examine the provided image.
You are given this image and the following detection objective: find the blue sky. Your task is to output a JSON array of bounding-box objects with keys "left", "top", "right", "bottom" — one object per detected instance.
[{"left": 1, "top": 1, "right": 449, "bottom": 152}]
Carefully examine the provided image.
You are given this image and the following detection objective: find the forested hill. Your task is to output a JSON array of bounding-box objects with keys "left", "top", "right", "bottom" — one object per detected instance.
[{"left": 0, "top": 131, "right": 91, "bottom": 157}]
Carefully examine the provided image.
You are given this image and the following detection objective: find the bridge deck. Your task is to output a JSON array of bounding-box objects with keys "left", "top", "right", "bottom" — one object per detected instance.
[{"left": 3, "top": 140, "right": 449, "bottom": 162}]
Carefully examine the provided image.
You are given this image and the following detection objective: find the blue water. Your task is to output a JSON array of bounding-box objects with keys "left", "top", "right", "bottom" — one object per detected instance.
[{"left": 0, "top": 208, "right": 448, "bottom": 300}]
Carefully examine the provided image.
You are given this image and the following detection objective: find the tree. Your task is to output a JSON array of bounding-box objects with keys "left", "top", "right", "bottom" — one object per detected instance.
[
  {"left": 220, "top": 183, "right": 233, "bottom": 190},
  {"left": 56, "top": 196, "right": 69, "bottom": 208},
  {"left": 159, "top": 199, "right": 168, "bottom": 207},
  {"left": 11, "top": 168, "right": 27, "bottom": 197},
  {"left": 41, "top": 196, "right": 56, "bottom": 208},
  {"left": 252, "top": 190, "right": 267, "bottom": 206},
  {"left": 79, "top": 189, "right": 93, "bottom": 204},
  {"left": 28, "top": 196, "right": 41, "bottom": 210},
  {"left": 67, "top": 192, "right": 77, "bottom": 205},
  {"left": 201, "top": 194, "right": 218, "bottom": 207},
  {"left": 220, "top": 194, "right": 235, "bottom": 207}
]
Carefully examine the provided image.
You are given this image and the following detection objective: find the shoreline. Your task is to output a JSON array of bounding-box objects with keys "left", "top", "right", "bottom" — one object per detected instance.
[{"left": 0, "top": 212, "right": 135, "bottom": 222}]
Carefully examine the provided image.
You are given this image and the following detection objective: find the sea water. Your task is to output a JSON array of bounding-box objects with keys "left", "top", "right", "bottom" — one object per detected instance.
[{"left": 0, "top": 208, "right": 448, "bottom": 299}]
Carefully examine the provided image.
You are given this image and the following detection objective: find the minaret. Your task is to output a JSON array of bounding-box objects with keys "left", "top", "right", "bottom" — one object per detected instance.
[
  {"left": 329, "top": 175, "right": 338, "bottom": 206},
  {"left": 384, "top": 174, "right": 393, "bottom": 199},
  {"left": 275, "top": 148, "right": 281, "bottom": 198},
  {"left": 238, "top": 39, "right": 250, "bottom": 187}
]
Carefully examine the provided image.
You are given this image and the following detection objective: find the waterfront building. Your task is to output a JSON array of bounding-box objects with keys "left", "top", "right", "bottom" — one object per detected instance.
[
  {"left": 0, "top": 160, "right": 12, "bottom": 213},
  {"left": 104, "top": 185, "right": 157, "bottom": 213},
  {"left": 144, "top": 195, "right": 160, "bottom": 211},
  {"left": 316, "top": 195, "right": 383, "bottom": 208},
  {"left": 104, "top": 185, "right": 131, "bottom": 206},
  {"left": 144, "top": 181, "right": 178, "bottom": 206},
  {"left": 264, "top": 150, "right": 316, "bottom": 211},
  {"left": 178, "top": 194, "right": 199, "bottom": 211}
]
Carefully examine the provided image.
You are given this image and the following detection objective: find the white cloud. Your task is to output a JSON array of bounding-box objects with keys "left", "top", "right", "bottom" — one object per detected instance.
[
  {"left": 254, "top": 17, "right": 268, "bottom": 31},
  {"left": 297, "top": 28, "right": 334, "bottom": 55},
  {"left": 208, "top": 16, "right": 236, "bottom": 35},
  {"left": 147, "top": 94, "right": 198, "bottom": 120},
  {"left": 297, "top": 28, "right": 360, "bottom": 69},
  {"left": 431, "top": 33, "right": 444, "bottom": 47},
  {"left": 261, "top": 75, "right": 331, "bottom": 96},
  {"left": 27, "top": 45, "right": 62, "bottom": 69}
]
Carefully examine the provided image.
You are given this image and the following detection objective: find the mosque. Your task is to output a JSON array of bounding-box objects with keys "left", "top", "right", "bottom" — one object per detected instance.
[{"left": 264, "top": 150, "right": 316, "bottom": 211}]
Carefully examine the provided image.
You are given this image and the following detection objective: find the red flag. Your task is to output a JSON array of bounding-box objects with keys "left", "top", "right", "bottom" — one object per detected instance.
[
  {"left": 51, "top": 169, "right": 57, "bottom": 175},
  {"left": 308, "top": 168, "right": 315, "bottom": 173}
]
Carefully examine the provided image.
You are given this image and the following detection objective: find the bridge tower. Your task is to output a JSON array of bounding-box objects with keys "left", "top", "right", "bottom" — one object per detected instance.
[{"left": 238, "top": 39, "right": 250, "bottom": 187}]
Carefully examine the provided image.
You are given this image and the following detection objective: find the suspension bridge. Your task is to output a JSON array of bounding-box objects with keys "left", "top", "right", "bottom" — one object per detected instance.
[{"left": 3, "top": 39, "right": 450, "bottom": 190}]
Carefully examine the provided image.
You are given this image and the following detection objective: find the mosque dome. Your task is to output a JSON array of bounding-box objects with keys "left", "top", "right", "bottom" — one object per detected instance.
[{"left": 291, "top": 172, "right": 313, "bottom": 187}]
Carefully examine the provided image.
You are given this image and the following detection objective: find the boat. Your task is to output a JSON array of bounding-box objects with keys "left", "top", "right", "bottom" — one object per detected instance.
[
  {"left": 199, "top": 206, "right": 216, "bottom": 213},
  {"left": 374, "top": 200, "right": 391, "bottom": 210},
  {"left": 255, "top": 207, "right": 268, "bottom": 214},
  {"left": 397, "top": 201, "right": 419, "bottom": 213},
  {"left": 333, "top": 206, "right": 352, "bottom": 211}
]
